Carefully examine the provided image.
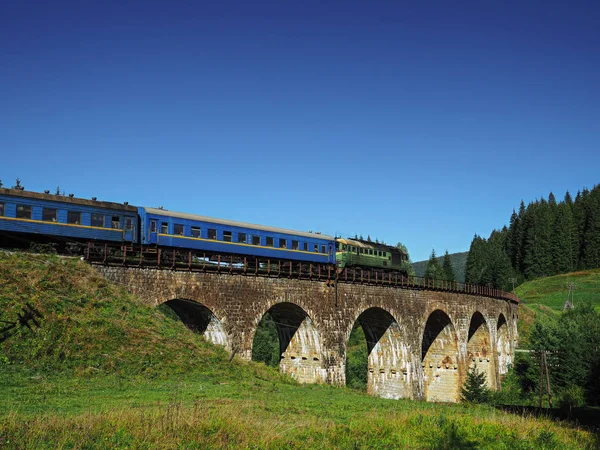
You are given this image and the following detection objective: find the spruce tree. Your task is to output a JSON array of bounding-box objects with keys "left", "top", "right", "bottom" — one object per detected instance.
[
  {"left": 442, "top": 250, "right": 456, "bottom": 282},
  {"left": 582, "top": 186, "right": 600, "bottom": 269},
  {"left": 488, "top": 230, "right": 512, "bottom": 290},
  {"left": 424, "top": 249, "right": 442, "bottom": 281},
  {"left": 551, "top": 201, "right": 574, "bottom": 274},
  {"left": 466, "top": 236, "right": 488, "bottom": 285},
  {"left": 461, "top": 365, "right": 490, "bottom": 403}
]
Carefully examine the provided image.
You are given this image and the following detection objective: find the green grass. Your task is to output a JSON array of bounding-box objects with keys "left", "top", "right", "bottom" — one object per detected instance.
[
  {"left": 515, "top": 268, "right": 600, "bottom": 312},
  {"left": 0, "top": 251, "right": 598, "bottom": 449}
]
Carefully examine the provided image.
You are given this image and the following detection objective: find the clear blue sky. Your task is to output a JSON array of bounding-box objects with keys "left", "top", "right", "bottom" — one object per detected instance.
[{"left": 1, "top": 1, "right": 598, "bottom": 262}]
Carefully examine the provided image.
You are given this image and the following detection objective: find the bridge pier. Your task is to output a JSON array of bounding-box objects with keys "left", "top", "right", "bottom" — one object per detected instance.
[{"left": 94, "top": 265, "right": 518, "bottom": 403}]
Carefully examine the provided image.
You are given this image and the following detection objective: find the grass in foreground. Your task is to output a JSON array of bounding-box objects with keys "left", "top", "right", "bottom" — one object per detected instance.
[{"left": 0, "top": 252, "right": 598, "bottom": 449}]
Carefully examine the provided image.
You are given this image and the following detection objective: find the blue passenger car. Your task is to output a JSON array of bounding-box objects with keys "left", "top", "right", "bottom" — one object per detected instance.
[
  {"left": 0, "top": 188, "right": 138, "bottom": 244},
  {"left": 138, "top": 207, "right": 335, "bottom": 264}
]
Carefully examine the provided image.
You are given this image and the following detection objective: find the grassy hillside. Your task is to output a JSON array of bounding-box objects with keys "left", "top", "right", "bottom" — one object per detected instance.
[
  {"left": 0, "top": 251, "right": 597, "bottom": 449},
  {"left": 412, "top": 251, "right": 468, "bottom": 282},
  {"left": 511, "top": 268, "right": 600, "bottom": 349},
  {"left": 515, "top": 268, "right": 600, "bottom": 312}
]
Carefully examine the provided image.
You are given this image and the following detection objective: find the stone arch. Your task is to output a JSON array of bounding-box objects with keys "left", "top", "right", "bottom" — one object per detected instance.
[
  {"left": 497, "top": 313, "right": 511, "bottom": 375},
  {"left": 161, "top": 299, "right": 229, "bottom": 351},
  {"left": 348, "top": 307, "right": 411, "bottom": 399},
  {"left": 253, "top": 302, "right": 326, "bottom": 384},
  {"left": 466, "top": 312, "right": 495, "bottom": 389},
  {"left": 421, "top": 309, "right": 460, "bottom": 402}
]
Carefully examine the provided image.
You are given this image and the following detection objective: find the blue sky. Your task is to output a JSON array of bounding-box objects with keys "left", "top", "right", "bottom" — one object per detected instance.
[{"left": 1, "top": 1, "right": 598, "bottom": 262}]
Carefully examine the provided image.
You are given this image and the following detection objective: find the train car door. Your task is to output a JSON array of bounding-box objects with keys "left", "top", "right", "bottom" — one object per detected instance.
[
  {"left": 149, "top": 219, "right": 158, "bottom": 244},
  {"left": 123, "top": 217, "right": 135, "bottom": 242}
]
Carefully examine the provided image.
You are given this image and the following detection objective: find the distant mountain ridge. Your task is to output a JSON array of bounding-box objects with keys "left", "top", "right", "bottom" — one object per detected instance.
[{"left": 412, "top": 251, "right": 468, "bottom": 282}]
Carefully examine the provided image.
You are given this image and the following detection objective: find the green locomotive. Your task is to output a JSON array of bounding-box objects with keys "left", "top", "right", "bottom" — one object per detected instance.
[{"left": 335, "top": 238, "right": 408, "bottom": 272}]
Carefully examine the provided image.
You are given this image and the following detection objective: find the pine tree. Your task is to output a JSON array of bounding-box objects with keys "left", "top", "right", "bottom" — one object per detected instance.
[
  {"left": 488, "top": 230, "right": 512, "bottom": 289},
  {"left": 442, "top": 250, "right": 456, "bottom": 282},
  {"left": 465, "top": 236, "right": 490, "bottom": 285},
  {"left": 424, "top": 249, "right": 442, "bottom": 281},
  {"left": 551, "top": 201, "right": 575, "bottom": 274},
  {"left": 582, "top": 186, "right": 600, "bottom": 269},
  {"left": 461, "top": 364, "right": 490, "bottom": 403}
]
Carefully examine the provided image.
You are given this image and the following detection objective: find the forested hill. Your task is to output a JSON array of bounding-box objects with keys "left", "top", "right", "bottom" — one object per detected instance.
[
  {"left": 465, "top": 183, "right": 600, "bottom": 290},
  {"left": 412, "top": 251, "right": 468, "bottom": 282}
]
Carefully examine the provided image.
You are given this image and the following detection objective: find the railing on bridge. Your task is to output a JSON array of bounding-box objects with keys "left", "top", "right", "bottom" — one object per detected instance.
[{"left": 85, "top": 242, "right": 519, "bottom": 304}]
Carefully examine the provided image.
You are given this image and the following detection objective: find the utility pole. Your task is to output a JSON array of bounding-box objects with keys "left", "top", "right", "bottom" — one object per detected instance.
[
  {"left": 563, "top": 282, "right": 576, "bottom": 311},
  {"left": 537, "top": 350, "right": 554, "bottom": 408}
]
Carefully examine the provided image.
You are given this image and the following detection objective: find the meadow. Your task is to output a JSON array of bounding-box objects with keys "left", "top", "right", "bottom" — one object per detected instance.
[{"left": 0, "top": 252, "right": 597, "bottom": 449}]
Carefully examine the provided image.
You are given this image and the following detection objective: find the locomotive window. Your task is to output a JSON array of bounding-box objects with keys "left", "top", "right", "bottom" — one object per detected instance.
[
  {"left": 266, "top": 236, "right": 274, "bottom": 247},
  {"left": 321, "top": 245, "right": 326, "bottom": 254},
  {"left": 91, "top": 214, "right": 104, "bottom": 227},
  {"left": 161, "top": 222, "right": 168, "bottom": 234},
  {"left": 303, "top": 242, "right": 308, "bottom": 251},
  {"left": 279, "top": 238, "right": 286, "bottom": 248},
  {"left": 223, "top": 231, "right": 232, "bottom": 242},
  {"left": 150, "top": 221, "right": 157, "bottom": 233},
  {"left": 42, "top": 208, "right": 57, "bottom": 222},
  {"left": 68, "top": 211, "right": 81, "bottom": 225},
  {"left": 252, "top": 235, "right": 260, "bottom": 245},
  {"left": 0, "top": 203, "right": 4, "bottom": 216},
  {"left": 191, "top": 226, "right": 200, "bottom": 238},
  {"left": 111, "top": 216, "right": 120, "bottom": 229},
  {"left": 292, "top": 240, "right": 299, "bottom": 250},
  {"left": 238, "top": 232, "right": 246, "bottom": 243},
  {"left": 174, "top": 224, "right": 184, "bottom": 235},
  {"left": 208, "top": 228, "right": 217, "bottom": 239},
  {"left": 16, "top": 205, "right": 32, "bottom": 219},
  {"left": 126, "top": 218, "right": 133, "bottom": 230}
]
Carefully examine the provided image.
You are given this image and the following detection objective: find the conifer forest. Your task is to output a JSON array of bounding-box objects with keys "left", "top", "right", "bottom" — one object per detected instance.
[{"left": 465, "top": 184, "right": 600, "bottom": 290}]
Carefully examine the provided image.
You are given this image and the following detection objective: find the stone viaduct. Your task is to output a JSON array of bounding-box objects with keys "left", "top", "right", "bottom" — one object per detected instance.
[{"left": 96, "top": 266, "right": 519, "bottom": 403}]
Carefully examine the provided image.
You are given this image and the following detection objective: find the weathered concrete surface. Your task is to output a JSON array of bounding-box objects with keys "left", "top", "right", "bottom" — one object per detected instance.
[{"left": 96, "top": 266, "right": 518, "bottom": 402}]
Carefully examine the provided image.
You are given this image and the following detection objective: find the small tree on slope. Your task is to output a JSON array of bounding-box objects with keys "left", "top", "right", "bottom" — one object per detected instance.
[{"left": 461, "top": 365, "right": 490, "bottom": 403}]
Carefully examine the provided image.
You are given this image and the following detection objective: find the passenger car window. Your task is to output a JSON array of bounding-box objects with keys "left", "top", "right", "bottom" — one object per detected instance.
[
  {"left": 16, "top": 205, "right": 32, "bottom": 219},
  {"left": 42, "top": 208, "right": 57, "bottom": 222},
  {"left": 292, "top": 240, "right": 299, "bottom": 250},
  {"left": 191, "top": 226, "right": 200, "bottom": 238},
  {"left": 68, "top": 211, "right": 81, "bottom": 225},
  {"left": 161, "top": 222, "right": 168, "bottom": 234},
  {"left": 111, "top": 216, "right": 120, "bottom": 229},
  {"left": 321, "top": 245, "right": 326, "bottom": 254},
  {"left": 223, "top": 231, "right": 232, "bottom": 242},
  {"left": 279, "top": 238, "right": 286, "bottom": 248},
  {"left": 0, "top": 203, "right": 4, "bottom": 216},
  {"left": 252, "top": 235, "right": 260, "bottom": 245},
  {"left": 313, "top": 244, "right": 319, "bottom": 252},
  {"left": 126, "top": 218, "right": 133, "bottom": 230},
  {"left": 238, "top": 232, "right": 246, "bottom": 243},
  {"left": 266, "top": 237, "right": 274, "bottom": 247},
  {"left": 208, "top": 228, "right": 217, "bottom": 239},
  {"left": 174, "top": 224, "right": 184, "bottom": 235},
  {"left": 303, "top": 242, "right": 308, "bottom": 251},
  {"left": 91, "top": 214, "right": 104, "bottom": 227},
  {"left": 150, "top": 221, "right": 157, "bottom": 233}
]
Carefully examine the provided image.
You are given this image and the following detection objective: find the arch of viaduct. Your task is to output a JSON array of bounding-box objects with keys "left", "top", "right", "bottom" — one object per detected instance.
[{"left": 96, "top": 266, "right": 519, "bottom": 403}]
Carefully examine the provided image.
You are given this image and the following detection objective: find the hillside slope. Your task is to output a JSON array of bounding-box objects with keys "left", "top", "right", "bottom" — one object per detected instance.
[
  {"left": 0, "top": 251, "right": 597, "bottom": 449},
  {"left": 513, "top": 268, "right": 600, "bottom": 349},
  {"left": 515, "top": 268, "right": 600, "bottom": 311},
  {"left": 412, "top": 251, "right": 468, "bottom": 282}
]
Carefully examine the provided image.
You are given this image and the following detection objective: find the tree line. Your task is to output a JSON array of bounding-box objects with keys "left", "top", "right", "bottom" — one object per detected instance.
[{"left": 465, "top": 184, "right": 600, "bottom": 289}]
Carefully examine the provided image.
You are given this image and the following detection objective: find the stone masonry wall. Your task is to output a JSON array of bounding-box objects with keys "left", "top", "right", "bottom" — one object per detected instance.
[{"left": 95, "top": 266, "right": 518, "bottom": 402}]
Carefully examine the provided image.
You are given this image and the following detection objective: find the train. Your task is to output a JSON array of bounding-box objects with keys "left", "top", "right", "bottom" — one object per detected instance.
[{"left": 0, "top": 186, "right": 408, "bottom": 272}]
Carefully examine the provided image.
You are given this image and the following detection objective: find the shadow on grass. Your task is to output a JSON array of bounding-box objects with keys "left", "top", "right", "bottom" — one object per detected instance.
[{"left": 495, "top": 404, "right": 600, "bottom": 432}]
